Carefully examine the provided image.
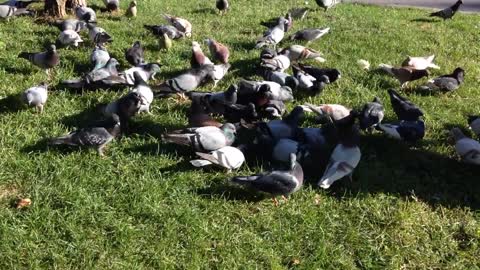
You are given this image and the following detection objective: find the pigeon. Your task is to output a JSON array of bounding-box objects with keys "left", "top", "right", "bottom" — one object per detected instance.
[
  {"left": 297, "top": 64, "right": 341, "bottom": 84},
  {"left": 85, "top": 58, "right": 119, "bottom": 83},
  {"left": 358, "top": 97, "right": 384, "bottom": 130},
  {"left": 87, "top": 23, "right": 113, "bottom": 45},
  {"left": 211, "top": 63, "right": 231, "bottom": 87},
  {"left": 103, "top": 0, "right": 119, "bottom": 12},
  {"left": 260, "top": 54, "right": 291, "bottom": 73},
  {"left": 259, "top": 99, "right": 286, "bottom": 120},
  {"left": 162, "top": 123, "right": 236, "bottom": 152},
  {"left": 258, "top": 82, "right": 293, "bottom": 102},
  {"left": 90, "top": 44, "right": 110, "bottom": 70},
  {"left": 387, "top": 89, "right": 424, "bottom": 121},
  {"left": 379, "top": 64, "right": 429, "bottom": 88},
  {"left": 144, "top": 24, "right": 185, "bottom": 39},
  {"left": 153, "top": 65, "right": 215, "bottom": 98},
  {"left": 18, "top": 44, "right": 59, "bottom": 75},
  {"left": 129, "top": 71, "right": 153, "bottom": 113},
  {"left": 450, "top": 127, "right": 480, "bottom": 165},
  {"left": 188, "top": 96, "right": 223, "bottom": 128},
  {"left": 301, "top": 103, "right": 351, "bottom": 122},
  {"left": 191, "top": 41, "right": 213, "bottom": 68},
  {"left": 231, "top": 153, "right": 303, "bottom": 205},
  {"left": 290, "top": 27, "right": 330, "bottom": 44},
  {"left": 1, "top": 0, "right": 40, "bottom": 8},
  {"left": 103, "top": 92, "right": 142, "bottom": 134},
  {"left": 216, "top": 0, "right": 229, "bottom": 15},
  {"left": 467, "top": 116, "right": 480, "bottom": 138},
  {"left": 237, "top": 79, "right": 274, "bottom": 107},
  {"left": 49, "top": 114, "right": 121, "bottom": 156},
  {"left": 75, "top": 5, "right": 96, "bottom": 22},
  {"left": 272, "top": 138, "right": 302, "bottom": 164},
  {"left": 53, "top": 19, "right": 87, "bottom": 32},
  {"left": 191, "top": 146, "right": 245, "bottom": 171},
  {"left": 125, "top": 41, "right": 144, "bottom": 67},
  {"left": 126, "top": 0, "right": 137, "bottom": 17},
  {"left": 357, "top": 59, "right": 370, "bottom": 70},
  {"left": 419, "top": 67, "right": 465, "bottom": 92},
  {"left": 22, "top": 82, "right": 48, "bottom": 113},
  {"left": 280, "top": 45, "right": 325, "bottom": 63},
  {"left": 318, "top": 113, "right": 361, "bottom": 189},
  {"left": 189, "top": 84, "right": 237, "bottom": 115},
  {"left": 288, "top": 7, "right": 309, "bottom": 20},
  {"left": 224, "top": 103, "right": 258, "bottom": 123},
  {"left": 256, "top": 106, "right": 304, "bottom": 142},
  {"left": 316, "top": 0, "right": 341, "bottom": 11},
  {"left": 122, "top": 63, "right": 162, "bottom": 85},
  {"left": 377, "top": 120, "right": 425, "bottom": 143},
  {"left": 163, "top": 14, "right": 192, "bottom": 37},
  {"left": 255, "top": 17, "right": 288, "bottom": 49},
  {"left": 260, "top": 69, "right": 299, "bottom": 91},
  {"left": 205, "top": 38, "right": 230, "bottom": 64},
  {"left": 260, "top": 48, "right": 277, "bottom": 60},
  {"left": 401, "top": 55, "right": 440, "bottom": 70},
  {"left": 260, "top": 14, "right": 291, "bottom": 31},
  {"left": 292, "top": 64, "right": 327, "bottom": 95},
  {"left": 159, "top": 33, "right": 172, "bottom": 51},
  {"left": 56, "top": 29, "right": 84, "bottom": 47},
  {"left": 0, "top": 5, "right": 16, "bottom": 18},
  {"left": 430, "top": 0, "right": 463, "bottom": 20}
]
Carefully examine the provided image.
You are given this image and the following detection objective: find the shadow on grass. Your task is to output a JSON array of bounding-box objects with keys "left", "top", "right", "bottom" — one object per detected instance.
[
  {"left": 230, "top": 58, "right": 259, "bottom": 78},
  {"left": 411, "top": 18, "right": 438, "bottom": 23},
  {"left": 192, "top": 7, "right": 217, "bottom": 15},
  {"left": 60, "top": 103, "right": 105, "bottom": 129},
  {"left": 325, "top": 134, "right": 480, "bottom": 210},
  {"left": 0, "top": 94, "right": 25, "bottom": 114},
  {"left": 196, "top": 181, "right": 266, "bottom": 202},
  {"left": 20, "top": 138, "right": 82, "bottom": 155}
]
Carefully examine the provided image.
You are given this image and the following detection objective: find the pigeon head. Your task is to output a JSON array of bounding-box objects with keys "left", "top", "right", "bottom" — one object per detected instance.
[
  {"left": 453, "top": 67, "right": 465, "bottom": 83},
  {"left": 106, "top": 58, "right": 119, "bottom": 68},
  {"left": 133, "top": 41, "right": 141, "bottom": 48},
  {"left": 129, "top": 1, "right": 137, "bottom": 7},
  {"left": 48, "top": 44, "right": 56, "bottom": 52},
  {"left": 146, "top": 63, "right": 162, "bottom": 73},
  {"left": 39, "top": 82, "right": 48, "bottom": 88},
  {"left": 327, "top": 69, "right": 341, "bottom": 83},
  {"left": 260, "top": 48, "right": 276, "bottom": 59}
]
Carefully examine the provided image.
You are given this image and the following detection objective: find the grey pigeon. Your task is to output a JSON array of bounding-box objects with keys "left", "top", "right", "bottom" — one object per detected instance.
[
  {"left": 280, "top": 45, "right": 326, "bottom": 63},
  {"left": 125, "top": 41, "right": 144, "bottom": 67},
  {"left": 54, "top": 19, "right": 87, "bottom": 32},
  {"left": 296, "top": 63, "right": 341, "bottom": 83},
  {"left": 103, "top": 0, "right": 119, "bottom": 12},
  {"left": 122, "top": 63, "right": 162, "bottom": 85},
  {"left": 316, "top": 0, "right": 341, "bottom": 11},
  {"left": 256, "top": 17, "right": 288, "bottom": 49},
  {"left": 1, "top": 0, "right": 40, "bottom": 8},
  {"left": 57, "top": 29, "right": 84, "bottom": 47},
  {"left": 75, "top": 5, "right": 96, "bottom": 22},
  {"left": 154, "top": 65, "right": 215, "bottom": 98},
  {"left": 18, "top": 44, "right": 59, "bottom": 75},
  {"left": 292, "top": 64, "right": 327, "bottom": 95},
  {"left": 260, "top": 99, "right": 286, "bottom": 120},
  {"left": 90, "top": 44, "right": 110, "bottom": 70},
  {"left": 379, "top": 64, "right": 429, "bottom": 88},
  {"left": 223, "top": 103, "right": 258, "bottom": 123},
  {"left": 244, "top": 81, "right": 293, "bottom": 102},
  {"left": 162, "top": 14, "right": 192, "bottom": 37},
  {"left": 419, "top": 67, "right": 464, "bottom": 92},
  {"left": 104, "top": 92, "right": 142, "bottom": 134},
  {"left": 85, "top": 58, "right": 119, "bottom": 83},
  {"left": 231, "top": 153, "right": 303, "bottom": 205},
  {"left": 377, "top": 120, "right": 425, "bottom": 143},
  {"left": 430, "top": 0, "right": 463, "bottom": 20},
  {"left": 188, "top": 84, "right": 238, "bottom": 115},
  {"left": 290, "top": 27, "right": 330, "bottom": 43},
  {"left": 256, "top": 106, "right": 304, "bottom": 143},
  {"left": 468, "top": 116, "right": 480, "bottom": 138},
  {"left": 87, "top": 23, "right": 113, "bottom": 45},
  {"left": 450, "top": 127, "right": 480, "bottom": 165},
  {"left": 388, "top": 89, "right": 423, "bottom": 121},
  {"left": 22, "top": 82, "right": 48, "bottom": 113},
  {"left": 359, "top": 97, "right": 384, "bottom": 130},
  {"left": 144, "top": 24, "right": 185, "bottom": 39},
  {"left": 0, "top": 5, "right": 16, "bottom": 18},
  {"left": 260, "top": 69, "right": 299, "bottom": 91},
  {"left": 162, "top": 123, "right": 237, "bottom": 152},
  {"left": 260, "top": 55, "right": 290, "bottom": 73},
  {"left": 49, "top": 114, "right": 121, "bottom": 156},
  {"left": 216, "top": 0, "right": 229, "bottom": 15}
]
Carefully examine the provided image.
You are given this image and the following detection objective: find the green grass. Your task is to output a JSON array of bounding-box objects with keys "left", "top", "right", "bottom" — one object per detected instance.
[{"left": 1, "top": 0, "right": 480, "bottom": 268}]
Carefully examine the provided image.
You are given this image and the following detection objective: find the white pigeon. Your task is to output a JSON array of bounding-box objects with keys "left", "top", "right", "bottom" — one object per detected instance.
[
  {"left": 450, "top": 128, "right": 480, "bottom": 165},
  {"left": 212, "top": 63, "right": 231, "bottom": 87},
  {"left": 57, "top": 30, "right": 83, "bottom": 47},
  {"left": 190, "top": 146, "right": 245, "bottom": 171},
  {"left": 402, "top": 55, "right": 440, "bottom": 70},
  {"left": 301, "top": 103, "right": 351, "bottom": 121},
  {"left": 259, "top": 81, "right": 294, "bottom": 102},
  {"left": 22, "top": 82, "right": 48, "bottom": 113},
  {"left": 318, "top": 143, "right": 361, "bottom": 189},
  {"left": 129, "top": 73, "right": 153, "bottom": 114}
]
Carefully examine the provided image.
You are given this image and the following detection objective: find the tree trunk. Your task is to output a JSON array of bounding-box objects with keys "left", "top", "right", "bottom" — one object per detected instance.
[
  {"left": 44, "top": 0, "right": 86, "bottom": 18},
  {"left": 44, "top": 0, "right": 67, "bottom": 18},
  {"left": 66, "top": 0, "right": 86, "bottom": 10}
]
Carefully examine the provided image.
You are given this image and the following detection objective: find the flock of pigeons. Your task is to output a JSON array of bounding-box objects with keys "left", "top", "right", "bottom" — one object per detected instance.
[{"left": 2, "top": 0, "right": 479, "bottom": 204}]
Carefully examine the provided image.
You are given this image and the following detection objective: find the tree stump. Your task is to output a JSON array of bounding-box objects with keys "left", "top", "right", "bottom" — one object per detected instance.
[{"left": 44, "top": 0, "right": 87, "bottom": 18}]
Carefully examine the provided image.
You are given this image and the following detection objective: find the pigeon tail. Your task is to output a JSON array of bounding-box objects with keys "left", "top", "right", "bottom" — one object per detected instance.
[
  {"left": 161, "top": 133, "right": 193, "bottom": 147},
  {"left": 231, "top": 175, "right": 260, "bottom": 184},
  {"left": 48, "top": 136, "right": 72, "bottom": 145},
  {"left": 18, "top": 52, "right": 32, "bottom": 60},
  {"left": 379, "top": 64, "right": 394, "bottom": 75},
  {"left": 190, "top": 159, "right": 212, "bottom": 167}
]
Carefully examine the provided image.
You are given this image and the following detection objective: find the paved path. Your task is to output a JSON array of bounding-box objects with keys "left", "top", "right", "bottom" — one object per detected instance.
[{"left": 348, "top": 0, "right": 480, "bottom": 12}]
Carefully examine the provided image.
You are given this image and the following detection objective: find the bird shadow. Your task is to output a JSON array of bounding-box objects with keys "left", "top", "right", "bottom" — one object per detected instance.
[
  {"left": 195, "top": 181, "right": 266, "bottom": 202},
  {"left": 59, "top": 103, "right": 105, "bottom": 129},
  {"left": 192, "top": 7, "right": 217, "bottom": 15},
  {"left": 3, "top": 66, "right": 33, "bottom": 76},
  {"left": 20, "top": 138, "right": 81, "bottom": 155},
  {"left": 0, "top": 94, "right": 25, "bottom": 114},
  {"left": 410, "top": 18, "right": 438, "bottom": 23},
  {"left": 230, "top": 58, "right": 259, "bottom": 78},
  {"left": 129, "top": 118, "right": 185, "bottom": 138}
]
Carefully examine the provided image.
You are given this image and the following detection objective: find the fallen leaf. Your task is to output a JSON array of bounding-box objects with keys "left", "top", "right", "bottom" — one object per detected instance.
[{"left": 16, "top": 198, "right": 31, "bottom": 209}]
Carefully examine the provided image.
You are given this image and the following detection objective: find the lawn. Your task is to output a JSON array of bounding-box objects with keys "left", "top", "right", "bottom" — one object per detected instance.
[{"left": 0, "top": 0, "right": 480, "bottom": 268}]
